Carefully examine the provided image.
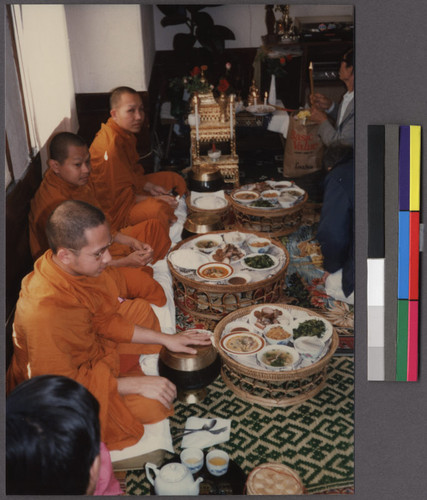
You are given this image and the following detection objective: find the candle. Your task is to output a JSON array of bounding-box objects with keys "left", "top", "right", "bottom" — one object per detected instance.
[
  {"left": 194, "top": 97, "right": 199, "bottom": 141},
  {"left": 254, "top": 96, "right": 257, "bottom": 106},
  {"left": 264, "top": 92, "right": 268, "bottom": 105},
  {"left": 229, "top": 97, "right": 234, "bottom": 139},
  {"left": 309, "top": 61, "right": 314, "bottom": 95}
]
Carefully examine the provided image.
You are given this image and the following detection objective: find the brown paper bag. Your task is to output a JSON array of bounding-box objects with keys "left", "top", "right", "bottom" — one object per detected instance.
[{"left": 283, "top": 115, "right": 324, "bottom": 177}]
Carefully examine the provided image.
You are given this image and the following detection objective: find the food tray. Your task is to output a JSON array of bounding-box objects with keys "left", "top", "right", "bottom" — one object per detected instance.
[
  {"left": 227, "top": 189, "right": 308, "bottom": 237},
  {"left": 213, "top": 304, "right": 338, "bottom": 407},
  {"left": 186, "top": 196, "right": 232, "bottom": 227},
  {"left": 167, "top": 230, "right": 289, "bottom": 327}
]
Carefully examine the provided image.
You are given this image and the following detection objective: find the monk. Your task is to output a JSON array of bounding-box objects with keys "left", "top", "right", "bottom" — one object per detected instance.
[
  {"left": 89, "top": 86, "right": 188, "bottom": 231},
  {"left": 7, "top": 200, "right": 211, "bottom": 451},
  {"left": 29, "top": 132, "right": 171, "bottom": 305}
]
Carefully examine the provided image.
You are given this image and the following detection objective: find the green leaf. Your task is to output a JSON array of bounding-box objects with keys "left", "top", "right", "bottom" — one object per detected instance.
[
  {"left": 173, "top": 33, "right": 197, "bottom": 53},
  {"left": 212, "top": 25, "right": 236, "bottom": 41},
  {"left": 160, "top": 15, "right": 189, "bottom": 28}
]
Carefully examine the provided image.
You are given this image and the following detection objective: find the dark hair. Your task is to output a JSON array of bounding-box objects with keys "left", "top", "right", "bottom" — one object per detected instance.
[
  {"left": 110, "top": 86, "right": 141, "bottom": 109},
  {"left": 342, "top": 48, "right": 354, "bottom": 69},
  {"left": 45, "top": 199, "right": 106, "bottom": 253},
  {"left": 6, "top": 375, "right": 100, "bottom": 495},
  {"left": 49, "top": 132, "right": 87, "bottom": 164}
]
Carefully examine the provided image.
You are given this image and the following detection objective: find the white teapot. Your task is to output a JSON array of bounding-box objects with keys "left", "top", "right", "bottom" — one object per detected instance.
[{"left": 145, "top": 462, "right": 204, "bottom": 496}]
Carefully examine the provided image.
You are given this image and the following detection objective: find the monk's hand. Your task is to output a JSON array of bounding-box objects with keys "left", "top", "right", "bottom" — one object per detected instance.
[
  {"left": 309, "top": 107, "right": 328, "bottom": 124},
  {"left": 162, "top": 331, "right": 212, "bottom": 355},
  {"left": 155, "top": 195, "right": 179, "bottom": 209},
  {"left": 117, "top": 376, "right": 177, "bottom": 408},
  {"left": 125, "top": 248, "right": 154, "bottom": 267},
  {"left": 143, "top": 181, "right": 169, "bottom": 197}
]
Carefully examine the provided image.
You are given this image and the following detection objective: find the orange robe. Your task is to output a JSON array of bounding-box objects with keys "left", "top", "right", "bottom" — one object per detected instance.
[
  {"left": 89, "top": 118, "right": 187, "bottom": 230},
  {"left": 28, "top": 168, "right": 170, "bottom": 301},
  {"left": 6, "top": 251, "right": 173, "bottom": 451}
]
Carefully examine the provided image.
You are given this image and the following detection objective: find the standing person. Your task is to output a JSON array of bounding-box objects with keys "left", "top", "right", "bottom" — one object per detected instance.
[
  {"left": 6, "top": 374, "right": 124, "bottom": 495},
  {"left": 7, "top": 200, "right": 211, "bottom": 450},
  {"left": 309, "top": 48, "right": 354, "bottom": 147},
  {"left": 89, "top": 86, "right": 188, "bottom": 232},
  {"left": 317, "top": 146, "right": 354, "bottom": 304}
]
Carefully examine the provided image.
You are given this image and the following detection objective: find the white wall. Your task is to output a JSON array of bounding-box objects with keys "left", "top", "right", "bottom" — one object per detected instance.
[
  {"left": 153, "top": 4, "right": 354, "bottom": 50},
  {"left": 65, "top": 4, "right": 154, "bottom": 93}
]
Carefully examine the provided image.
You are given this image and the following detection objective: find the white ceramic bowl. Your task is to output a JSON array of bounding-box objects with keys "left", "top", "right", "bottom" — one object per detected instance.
[
  {"left": 247, "top": 236, "right": 271, "bottom": 254},
  {"left": 193, "top": 196, "right": 228, "bottom": 210},
  {"left": 293, "top": 336, "right": 326, "bottom": 359},
  {"left": 256, "top": 344, "right": 300, "bottom": 371},
  {"left": 227, "top": 271, "right": 252, "bottom": 286},
  {"left": 206, "top": 450, "right": 229, "bottom": 477},
  {"left": 192, "top": 234, "right": 224, "bottom": 253},
  {"left": 262, "top": 324, "right": 293, "bottom": 345},
  {"left": 169, "top": 249, "right": 210, "bottom": 270},
  {"left": 261, "top": 189, "right": 280, "bottom": 202},
  {"left": 232, "top": 190, "right": 260, "bottom": 204},
  {"left": 180, "top": 447, "right": 204, "bottom": 474},
  {"left": 223, "top": 320, "right": 253, "bottom": 335}
]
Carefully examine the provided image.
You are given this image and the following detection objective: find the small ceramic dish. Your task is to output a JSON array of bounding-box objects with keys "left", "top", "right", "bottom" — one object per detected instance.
[
  {"left": 196, "top": 262, "right": 233, "bottom": 281},
  {"left": 208, "top": 149, "right": 221, "bottom": 161},
  {"left": 256, "top": 345, "right": 300, "bottom": 371},
  {"left": 262, "top": 324, "right": 293, "bottom": 345},
  {"left": 220, "top": 332, "right": 265, "bottom": 355},
  {"left": 247, "top": 236, "right": 271, "bottom": 254},
  {"left": 227, "top": 271, "right": 252, "bottom": 286},
  {"left": 242, "top": 253, "right": 279, "bottom": 271},
  {"left": 223, "top": 320, "right": 253, "bottom": 335},
  {"left": 192, "top": 234, "right": 224, "bottom": 253},
  {"left": 232, "top": 190, "right": 260, "bottom": 204},
  {"left": 293, "top": 336, "right": 326, "bottom": 359},
  {"left": 261, "top": 189, "right": 280, "bottom": 201}
]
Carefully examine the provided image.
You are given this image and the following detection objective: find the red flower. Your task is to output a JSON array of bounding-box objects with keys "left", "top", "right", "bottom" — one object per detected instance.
[
  {"left": 190, "top": 66, "right": 201, "bottom": 76},
  {"left": 287, "top": 54, "right": 293, "bottom": 62},
  {"left": 279, "top": 57, "right": 286, "bottom": 65},
  {"left": 217, "top": 78, "right": 230, "bottom": 93}
]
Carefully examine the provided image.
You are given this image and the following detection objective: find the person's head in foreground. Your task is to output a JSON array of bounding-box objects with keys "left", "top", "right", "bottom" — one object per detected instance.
[
  {"left": 339, "top": 48, "right": 354, "bottom": 91},
  {"left": 110, "top": 86, "right": 145, "bottom": 134},
  {"left": 46, "top": 199, "right": 113, "bottom": 277},
  {"left": 48, "top": 131, "right": 91, "bottom": 187},
  {"left": 6, "top": 374, "right": 101, "bottom": 495}
]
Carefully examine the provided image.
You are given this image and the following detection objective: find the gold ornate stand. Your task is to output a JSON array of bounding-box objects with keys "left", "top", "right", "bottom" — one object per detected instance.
[{"left": 190, "top": 90, "right": 239, "bottom": 186}]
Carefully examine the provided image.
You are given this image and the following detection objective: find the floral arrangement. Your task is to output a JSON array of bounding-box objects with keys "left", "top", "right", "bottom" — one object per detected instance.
[
  {"left": 169, "top": 65, "right": 212, "bottom": 95},
  {"left": 215, "top": 62, "right": 233, "bottom": 95},
  {"left": 257, "top": 52, "right": 293, "bottom": 78}
]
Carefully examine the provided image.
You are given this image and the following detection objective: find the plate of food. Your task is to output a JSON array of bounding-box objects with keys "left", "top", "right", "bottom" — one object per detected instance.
[
  {"left": 196, "top": 262, "right": 234, "bottom": 281},
  {"left": 220, "top": 332, "right": 265, "bottom": 355},
  {"left": 169, "top": 249, "right": 210, "bottom": 271},
  {"left": 242, "top": 253, "right": 279, "bottom": 271},
  {"left": 193, "top": 195, "right": 228, "bottom": 210},
  {"left": 291, "top": 315, "right": 333, "bottom": 343},
  {"left": 262, "top": 324, "right": 293, "bottom": 345},
  {"left": 246, "top": 104, "right": 276, "bottom": 116},
  {"left": 192, "top": 234, "right": 224, "bottom": 253},
  {"left": 256, "top": 345, "right": 300, "bottom": 370},
  {"left": 211, "top": 243, "right": 246, "bottom": 264},
  {"left": 232, "top": 190, "right": 260, "bottom": 204},
  {"left": 248, "top": 305, "right": 293, "bottom": 331}
]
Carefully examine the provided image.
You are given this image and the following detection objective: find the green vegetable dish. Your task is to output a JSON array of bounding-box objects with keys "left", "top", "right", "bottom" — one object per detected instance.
[
  {"left": 293, "top": 319, "right": 326, "bottom": 339},
  {"left": 250, "top": 199, "right": 275, "bottom": 207},
  {"left": 244, "top": 254, "right": 274, "bottom": 269}
]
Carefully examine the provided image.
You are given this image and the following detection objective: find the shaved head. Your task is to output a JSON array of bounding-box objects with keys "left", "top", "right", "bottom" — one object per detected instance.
[
  {"left": 49, "top": 132, "right": 87, "bottom": 164},
  {"left": 110, "top": 86, "right": 139, "bottom": 110},
  {"left": 46, "top": 200, "right": 106, "bottom": 254}
]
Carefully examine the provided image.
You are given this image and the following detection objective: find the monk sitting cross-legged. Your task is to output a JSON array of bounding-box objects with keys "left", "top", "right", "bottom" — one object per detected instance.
[
  {"left": 89, "top": 86, "right": 188, "bottom": 231},
  {"left": 29, "top": 132, "right": 171, "bottom": 306},
  {"left": 7, "top": 200, "right": 211, "bottom": 451}
]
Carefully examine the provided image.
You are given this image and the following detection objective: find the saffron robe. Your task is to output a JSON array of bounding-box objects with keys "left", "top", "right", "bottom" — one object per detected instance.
[
  {"left": 89, "top": 118, "right": 187, "bottom": 230},
  {"left": 6, "top": 251, "right": 174, "bottom": 450},
  {"left": 29, "top": 167, "right": 171, "bottom": 262}
]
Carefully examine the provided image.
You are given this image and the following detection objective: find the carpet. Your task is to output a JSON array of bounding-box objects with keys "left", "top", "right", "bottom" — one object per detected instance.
[{"left": 125, "top": 356, "right": 353, "bottom": 495}]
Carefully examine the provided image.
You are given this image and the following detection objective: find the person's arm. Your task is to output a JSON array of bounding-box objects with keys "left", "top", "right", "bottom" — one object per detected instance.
[
  {"left": 138, "top": 181, "right": 179, "bottom": 209},
  {"left": 116, "top": 375, "right": 177, "bottom": 409},
  {"left": 130, "top": 327, "right": 212, "bottom": 354}
]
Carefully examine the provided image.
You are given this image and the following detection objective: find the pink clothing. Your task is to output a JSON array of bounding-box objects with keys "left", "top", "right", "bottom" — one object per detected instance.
[{"left": 94, "top": 442, "right": 124, "bottom": 496}]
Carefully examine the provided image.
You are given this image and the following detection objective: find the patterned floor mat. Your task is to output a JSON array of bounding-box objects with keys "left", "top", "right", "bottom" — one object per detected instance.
[{"left": 125, "top": 356, "right": 354, "bottom": 495}]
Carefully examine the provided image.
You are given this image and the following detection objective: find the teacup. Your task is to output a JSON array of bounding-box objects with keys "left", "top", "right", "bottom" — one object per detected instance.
[
  {"left": 206, "top": 449, "right": 229, "bottom": 477},
  {"left": 180, "top": 448, "right": 204, "bottom": 474}
]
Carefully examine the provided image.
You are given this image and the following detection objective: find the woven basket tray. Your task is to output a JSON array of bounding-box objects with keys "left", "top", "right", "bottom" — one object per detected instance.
[
  {"left": 245, "top": 462, "right": 306, "bottom": 495},
  {"left": 213, "top": 303, "right": 338, "bottom": 382},
  {"left": 227, "top": 191, "right": 308, "bottom": 237},
  {"left": 168, "top": 230, "right": 289, "bottom": 325},
  {"left": 185, "top": 196, "right": 231, "bottom": 225}
]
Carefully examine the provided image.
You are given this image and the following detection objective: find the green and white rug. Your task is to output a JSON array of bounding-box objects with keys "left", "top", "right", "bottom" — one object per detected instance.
[{"left": 125, "top": 356, "right": 354, "bottom": 495}]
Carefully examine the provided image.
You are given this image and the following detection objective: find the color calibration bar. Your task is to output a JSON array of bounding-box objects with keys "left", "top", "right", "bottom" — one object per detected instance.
[{"left": 367, "top": 125, "right": 422, "bottom": 381}]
